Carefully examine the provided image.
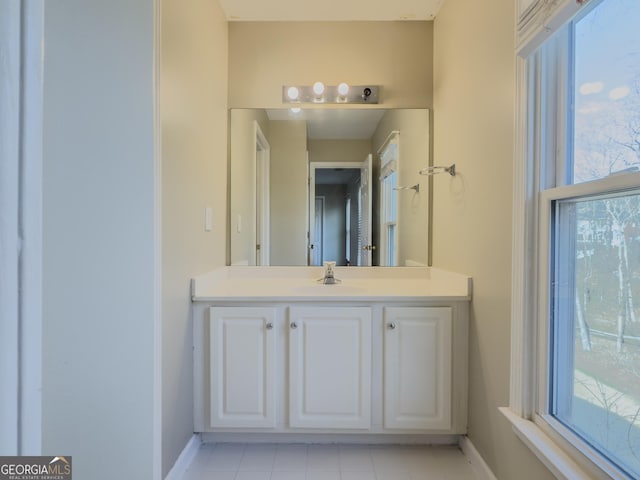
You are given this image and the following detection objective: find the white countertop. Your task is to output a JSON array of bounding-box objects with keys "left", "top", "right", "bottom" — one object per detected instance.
[{"left": 191, "top": 266, "right": 472, "bottom": 302}]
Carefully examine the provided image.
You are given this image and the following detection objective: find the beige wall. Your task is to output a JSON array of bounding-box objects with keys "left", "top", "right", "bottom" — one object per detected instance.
[
  {"left": 308, "top": 139, "right": 372, "bottom": 164},
  {"left": 433, "top": 1, "right": 554, "bottom": 479},
  {"left": 228, "top": 22, "right": 433, "bottom": 109},
  {"left": 161, "top": 0, "right": 228, "bottom": 475},
  {"left": 373, "top": 109, "right": 429, "bottom": 266},
  {"left": 229, "top": 109, "right": 270, "bottom": 265},
  {"left": 269, "top": 121, "right": 308, "bottom": 265}
]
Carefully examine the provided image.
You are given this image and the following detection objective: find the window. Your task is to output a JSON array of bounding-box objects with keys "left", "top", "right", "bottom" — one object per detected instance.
[
  {"left": 381, "top": 171, "right": 398, "bottom": 266},
  {"left": 379, "top": 133, "right": 399, "bottom": 266},
  {"left": 345, "top": 197, "right": 351, "bottom": 264},
  {"left": 509, "top": 0, "right": 640, "bottom": 478}
]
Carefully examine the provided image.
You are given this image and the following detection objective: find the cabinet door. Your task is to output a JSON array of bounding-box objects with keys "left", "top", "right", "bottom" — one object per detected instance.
[
  {"left": 383, "top": 307, "right": 452, "bottom": 430},
  {"left": 289, "top": 306, "right": 371, "bottom": 429},
  {"left": 209, "top": 307, "right": 276, "bottom": 428}
]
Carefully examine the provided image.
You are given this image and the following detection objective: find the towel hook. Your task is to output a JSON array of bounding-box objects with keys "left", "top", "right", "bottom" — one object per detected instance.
[
  {"left": 419, "top": 164, "right": 456, "bottom": 177},
  {"left": 394, "top": 184, "right": 420, "bottom": 193}
]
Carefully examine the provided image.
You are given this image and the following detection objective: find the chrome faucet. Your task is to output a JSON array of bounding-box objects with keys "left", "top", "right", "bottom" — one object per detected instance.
[{"left": 318, "top": 261, "right": 341, "bottom": 284}]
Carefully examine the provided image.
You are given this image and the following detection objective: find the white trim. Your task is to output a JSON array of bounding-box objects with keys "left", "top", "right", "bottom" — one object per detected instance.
[
  {"left": 254, "top": 121, "right": 270, "bottom": 266},
  {"left": 19, "top": 0, "right": 44, "bottom": 455},
  {"left": 540, "top": 172, "right": 640, "bottom": 202},
  {"left": 376, "top": 129, "right": 400, "bottom": 156},
  {"left": 459, "top": 436, "right": 498, "bottom": 480},
  {"left": 201, "top": 432, "right": 460, "bottom": 445},
  {"left": 510, "top": 53, "right": 537, "bottom": 419},
  {"left": 500, "top": 408, "right": 595, "bottom": 480},
  {"left": 0, "top": 0, "right": 44, "bottom": 456},
  {"left": 153, "top": 0, "right": 163, "bottom": 477},
  {"left": 516, "top": 0, "right": 584, "bottom": 57},
  {"left": 536, "top": 414, "right": 634, "bottom": 480},
  {"left": 0, "top": 0, "right": 21, "bottom": 455},
  {"left": 164, "top": 434, "right": 202, "bottom": 480}
]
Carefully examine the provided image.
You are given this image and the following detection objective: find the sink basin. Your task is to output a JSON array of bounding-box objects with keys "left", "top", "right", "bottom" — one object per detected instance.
[{"left": 291, "top": 284, "right": 368, "bottom": 295}]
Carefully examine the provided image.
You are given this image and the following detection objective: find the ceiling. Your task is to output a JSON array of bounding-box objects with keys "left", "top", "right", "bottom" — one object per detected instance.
[
  {"left": 217, "top": 0, "right": 444, "bottom": 22},
  {"left": 266, "top": 108, "right": 386, "bottom": 140}
]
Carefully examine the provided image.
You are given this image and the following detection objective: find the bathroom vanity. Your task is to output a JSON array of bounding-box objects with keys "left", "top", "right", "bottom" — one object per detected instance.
[{"left": 192, "top": 266, "right": 471, "bottom": 441}]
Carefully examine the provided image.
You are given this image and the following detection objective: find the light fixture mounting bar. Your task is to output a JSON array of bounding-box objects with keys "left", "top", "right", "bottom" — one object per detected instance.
[{"left": 282, "top": 85, "right": 380, "bottom": 104}]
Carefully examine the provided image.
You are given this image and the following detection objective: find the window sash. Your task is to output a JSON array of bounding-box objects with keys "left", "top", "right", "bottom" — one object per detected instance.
[
  {"left": 528, "top": 3, "right": 607, "bottom": 417},
  {"left": 536, "top": 176, "right": 640, "bottom": 479}
]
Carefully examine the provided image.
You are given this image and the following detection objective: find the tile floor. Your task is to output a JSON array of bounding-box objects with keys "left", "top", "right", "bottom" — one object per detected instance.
[{"left": 180, "top": 443, "right": 482, "bottom": 480}]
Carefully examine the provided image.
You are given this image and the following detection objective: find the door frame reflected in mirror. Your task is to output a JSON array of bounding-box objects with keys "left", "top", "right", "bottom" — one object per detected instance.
[
  {"left": 308, "top": 158, "right": 372, "bottom": 267},
  {"left": 255, "top": 121, "right": 270, "bottom": 266}
]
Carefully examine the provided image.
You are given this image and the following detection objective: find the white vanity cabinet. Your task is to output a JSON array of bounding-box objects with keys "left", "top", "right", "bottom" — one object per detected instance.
[
  {"left": 192, "top": 266, "right": 471, "bottom": 439},
  {"left": 383, "top": 307, "right": 452, "bottom": 430},
  {"left": 209, "top": 307, "right": 276, "bottom": 428},
  {"left": 289, "top": 306, "right": 371, "bottom": 429}
]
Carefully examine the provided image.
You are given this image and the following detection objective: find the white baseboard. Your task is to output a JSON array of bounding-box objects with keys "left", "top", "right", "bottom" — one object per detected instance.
[
  {"left": 165, "top": 434, "right": 201, "bottom": 480},
  {"left": 201, "top": 432, "right": 459, "bottom": 445},
  {"left": 459, "top": 436, "right": 498, "bottom": 480}
]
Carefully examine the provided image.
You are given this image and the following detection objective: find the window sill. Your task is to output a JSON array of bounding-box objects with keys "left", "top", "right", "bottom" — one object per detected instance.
[{"left": 499, "top": 407, "right": 594, "bottom": 480}]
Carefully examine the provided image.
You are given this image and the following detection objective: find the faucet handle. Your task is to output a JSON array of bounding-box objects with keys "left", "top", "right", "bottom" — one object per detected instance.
[{"left": 323, "top": 261, "right": 336, "bottom": 278}]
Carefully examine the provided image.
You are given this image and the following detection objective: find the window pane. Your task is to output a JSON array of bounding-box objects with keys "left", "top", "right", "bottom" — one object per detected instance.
[
  {"left": 386, "top": 224, "right": 396, "bottom": 266},
  {"left": 572, "top": 0, "right": 640, "bottom": 184},
  {"left": 385, "top": 172, "right": 398, "bottom": 222},
  {"left": 552, "top": 191, "right": 640, "bottom": 477}
]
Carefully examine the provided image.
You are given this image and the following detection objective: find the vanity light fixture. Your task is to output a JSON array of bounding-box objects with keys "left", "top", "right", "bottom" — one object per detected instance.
[
  {"left": 287, "top": 86, "right": 300, "bottom": 101},
  {"left": 313, "top": 81, "right": 325, "bottom": 96},
  {"left": 337, "top": 82, "right": 350, "bottom": 96},
  {"left": 282, "top": 84, "right": 379, "bottom": 104}
]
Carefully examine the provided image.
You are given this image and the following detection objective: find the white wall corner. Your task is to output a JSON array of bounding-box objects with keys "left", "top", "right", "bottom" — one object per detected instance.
[
  {"left": 164, "top": 434, "right": 201, "bottom": 480},
  {"left": 459, "top": 436, "right": 498, "bottom": 480}
]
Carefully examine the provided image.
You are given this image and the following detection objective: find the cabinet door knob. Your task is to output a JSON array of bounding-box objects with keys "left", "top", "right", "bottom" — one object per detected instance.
[
  {"left": 388, "top": 322, "right": 396, "bottom": 330},
  {"left": 290, "top": 321, "right": 298, "bottom": 329},
  {"left": 266, "top": 322, "right": 273, "bottom": 330}
]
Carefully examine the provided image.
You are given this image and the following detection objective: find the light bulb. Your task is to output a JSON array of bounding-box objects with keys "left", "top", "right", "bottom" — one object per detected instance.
[
  {"left": 290, "top": 107, "right": 301, "bottom": 114},
  {"left": 338, "top": 83, "right": 349, "bottom": 96},
  {"left": 313, "top": 82, "right": 325, "bottom": 96},
  {"left": 287, "top": 86, "right": 299, "bottom": 101}
]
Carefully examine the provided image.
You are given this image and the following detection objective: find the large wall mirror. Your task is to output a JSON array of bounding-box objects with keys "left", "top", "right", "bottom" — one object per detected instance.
[{"left": 229, "top": 108, "right": 430, "bottom": 267}]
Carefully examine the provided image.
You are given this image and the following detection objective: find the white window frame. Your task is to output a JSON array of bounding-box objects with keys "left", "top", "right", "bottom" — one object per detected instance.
[
  {"left": 381, "top": 172, "right": 398, "bottom": 266},
  {"left": 504, "top": 0, "right": 640, "bottom": 479},
  {"left": 0, "top": 0, "right": 44, "bottom": 455},
  {"left": 378, "top": 131, "right": 400, "bottom": 267},
  {"left": 345, "top": 197, "right": 351, "bottom": 263}
]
